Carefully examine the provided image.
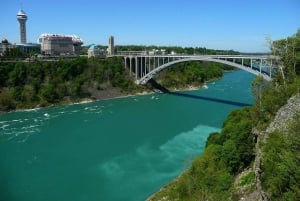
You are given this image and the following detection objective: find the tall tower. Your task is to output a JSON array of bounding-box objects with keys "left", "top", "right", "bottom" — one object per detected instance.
[
  {"left": 17, "top": 9, "right": 28, "bottom": 44},
  {"left": 108, "top": 36, "right": 114, "bottom": 55}
]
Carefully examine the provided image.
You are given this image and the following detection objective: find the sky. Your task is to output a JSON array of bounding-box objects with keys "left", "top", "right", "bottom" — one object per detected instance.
[{"left": 0, "top": 0, "right": 299, "bottom": 52}]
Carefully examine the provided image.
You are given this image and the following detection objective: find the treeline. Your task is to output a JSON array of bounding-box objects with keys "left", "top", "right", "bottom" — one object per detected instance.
[
  {"left": 149, "top": 29, "right": 300, "bottom": 200},
  {"left": 88, "top": 45, "right": 240, "bottom": 55},
  {"left": 155, "top": 61, "right": 233, "bottom": 89},
  {"left": 0, "top": 57, "right": 231, "bottom": 112},
  {"left": 0, "top": 57, "right": 141, "bottom": 111},
  {"left": 117, "top": 45, "right": 240, "bottom": 55}
]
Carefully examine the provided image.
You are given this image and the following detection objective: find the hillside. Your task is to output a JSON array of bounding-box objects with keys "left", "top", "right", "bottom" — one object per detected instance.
[
  {"left": 239, "top": 93, "right": 300, "bottom": 201},
  {"left": 147, "top": 30, "right": 300, "bottom": 201},
  {"left": 0, "top": 57, "right": 229, "bottom": 112}
]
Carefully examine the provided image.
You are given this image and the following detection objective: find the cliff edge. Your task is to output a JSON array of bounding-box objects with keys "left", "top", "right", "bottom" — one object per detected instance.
[{"left": 239, "top": 93, "right": 300, "bottom": 201}]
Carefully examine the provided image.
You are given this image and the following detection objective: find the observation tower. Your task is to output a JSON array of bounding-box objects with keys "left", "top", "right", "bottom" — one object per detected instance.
[{"left": 17, "top": 9, "right": 28, "bottom": 44}]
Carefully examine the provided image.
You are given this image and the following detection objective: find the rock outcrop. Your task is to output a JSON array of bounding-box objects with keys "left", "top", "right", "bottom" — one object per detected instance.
[{"left": 243, "top": 93, "right": 300, "bottom": 201}]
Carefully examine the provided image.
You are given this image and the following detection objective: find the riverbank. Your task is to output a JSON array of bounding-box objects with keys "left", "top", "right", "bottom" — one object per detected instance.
[
  {"left": 0, "top": 69, "right": 256, "bottom": 201},
  {"left": 5, "top": 81, "right": 211, "bottom": 114},
  {"left": 0, "top": 57, "right": 228, "bottom": 113}
]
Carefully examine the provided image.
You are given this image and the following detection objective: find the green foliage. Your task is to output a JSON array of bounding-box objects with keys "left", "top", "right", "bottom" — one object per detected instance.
[
  {"left": 261, "top": 114, "right": 300, "bottom": 200},
  {"left": 205, "top": 132, "right": 222, "bottom": 147},
  {"left": 158, "top": 145, "right": 233, "bottom": 201},
  {"left": 115, "top": 45, "right": 240, "bottom": 55},
  {"left": 156, "top": 61, "right": 226, "bottom": 89},
  {"left": 251, "top": 75, "right": 300, "bottom": 129},
  {"left": 251, "top": 75, "right": 270, "bottom": 104},
  {"left": 272, "top": 30, "right": 300, "bottom": 79},
  {"left": 0, "top": 56, "right": 226, "bottom": 111},
  {"left": 0, "top": 57, "right": 143, "bottom": 111},
  {"left": 151, "top": 107, "right": 255, "bottom": 200},
  {"left": 0, "top": 88, "right": 16, "bottom": 111},
  {"left": 215, "top": 107, "right": 254, "bottom": 173},
  {"left": 239, "top": 171, "right": 255, "bottom": 186},
  {"left": 251, "top": 30, "right": 300, "bottom": 128},
  {"left": 8, "top": 62, "right": 27, "bottom": 86}
]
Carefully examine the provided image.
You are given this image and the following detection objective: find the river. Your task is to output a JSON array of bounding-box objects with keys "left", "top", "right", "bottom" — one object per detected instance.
[{"left": 0, "top": 70, "right": 254, "bottom": 201}]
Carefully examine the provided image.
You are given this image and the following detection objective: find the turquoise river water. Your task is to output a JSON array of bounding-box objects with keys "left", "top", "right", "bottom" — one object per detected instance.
[{"left": 0, "top": 70, "right": 254, "bottom": 201}]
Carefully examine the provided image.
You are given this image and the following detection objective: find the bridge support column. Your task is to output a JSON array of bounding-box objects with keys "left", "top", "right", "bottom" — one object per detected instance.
[
  {"left": 144, "top": 57, "right": 146, "bottom": 76},
  {"left": 135, "top": 57, "right": 138, "bottom": 81},
  {"left": 148, "top": 57, "right": 151, "bottom": 73},
  {"left": 147, "top": 57, "right": 150, "bottom": 74},
  {"left": 259, "top": 59, "right": 262, "bottom": 74},
  {"left": 270, "top": 60, "right": 272, "bottom": 78},
  {"left": 124, "top": 57, "right": 127, "bottom": 69},
  {"left": 129, "top": 57, "right": 132, "bottom": 76},
  {"left": 140, "top": 57, "right": 142, "bottom": 78}
]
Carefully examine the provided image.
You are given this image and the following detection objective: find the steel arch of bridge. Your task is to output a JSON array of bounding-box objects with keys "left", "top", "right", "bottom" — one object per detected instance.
[{"left": 120, "top": 55, "right": 277, "bottom": 85}]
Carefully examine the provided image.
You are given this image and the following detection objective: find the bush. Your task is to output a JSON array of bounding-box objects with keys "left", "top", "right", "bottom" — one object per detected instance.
[{"left": 261, "top": 114, "right": 300, "bottom": 200}]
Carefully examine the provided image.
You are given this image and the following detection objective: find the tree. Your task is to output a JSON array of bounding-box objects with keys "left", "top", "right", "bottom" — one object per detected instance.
[
  {"left": 8, "top": 63, "right": 27, "bottom": 86},
  {"left": 0, "top": 88, "right": 15, "bottom": 111},
  {"left": 251, "top": 75, "right": 269, "bottom": 111},
  {"left": 271, "top": 29, "right": 300, "bottom": 81}
]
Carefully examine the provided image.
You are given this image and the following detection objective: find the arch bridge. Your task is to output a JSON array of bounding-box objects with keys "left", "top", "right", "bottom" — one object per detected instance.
[{"left": 118, "top": 54, "right": 278, "bottom": 85}]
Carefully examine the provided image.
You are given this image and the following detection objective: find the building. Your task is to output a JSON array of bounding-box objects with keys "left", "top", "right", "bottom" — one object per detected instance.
[
  {"left": 1, "top": 9, "right": 42, "bottom": 58},
  {"left": 107, "top": 36, "right": 114, "bottom": 55},
  {"left": 0, "top": 38, "right": 40, "bottom": 57},
  {"left": 0, "top": 38, "right": 14, "bottom": 56},
  {"left": 17, "top": 43, "right": 41, "bottom": 55},
  {"left": 38, "top": 33, "right": 83, "bottom": 56},
  {"left": 17, "top": 9, "right": 27, "bottom": 44},
  {"left": 88, "top": 44, "right": 105, "bottom": 58}
]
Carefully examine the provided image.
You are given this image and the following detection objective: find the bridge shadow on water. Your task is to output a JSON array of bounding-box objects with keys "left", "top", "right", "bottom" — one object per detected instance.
[{"left": 147, "top": 79, "right": 252, "bottom": 107}]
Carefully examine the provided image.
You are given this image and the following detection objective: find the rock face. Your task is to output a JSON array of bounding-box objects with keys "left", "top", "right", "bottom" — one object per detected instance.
[
  {"left": 244, "top": 93, "right": 300, "bottom": 201},
  {"left": 266, "top": 93, "right": 300, "bottom": 134}
]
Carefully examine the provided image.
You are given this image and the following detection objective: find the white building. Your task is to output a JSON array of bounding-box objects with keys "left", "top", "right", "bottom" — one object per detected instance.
[
  {"left": 38, "top": 33, "right": 83, "bottom": 56},
  {"left": 88, "top": 45, "right": 102, "bottom": 58}
]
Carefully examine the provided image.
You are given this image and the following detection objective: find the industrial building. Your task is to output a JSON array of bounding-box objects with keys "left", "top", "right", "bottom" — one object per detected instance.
[{"left": 38, "top": 33, "right": 83, "bottom": 56}]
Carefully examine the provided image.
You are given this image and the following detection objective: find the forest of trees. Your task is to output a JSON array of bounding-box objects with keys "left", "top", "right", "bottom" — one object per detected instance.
[
  {"left": 0, "top": 57, "right": 141, "bottom": 111},
  {"left": 154, "top": 61, "right": 233, "bottom": 89},
  {"left": 149, "top": 30, "right": 300, "bottom": 201},
  {"left": 95, "top": 45, "right": 240, "bottom": 55},
  {"left": 115, "top": 45, "right": 240, "bottom": 55},
  {"left": 0, "top": 55, "right": 231, "bottom": 112}
]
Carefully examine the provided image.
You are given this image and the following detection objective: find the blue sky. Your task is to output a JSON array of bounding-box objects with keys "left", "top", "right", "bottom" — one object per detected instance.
[{"left": 1, "top": 0, "right": 299, "bottom": 52}]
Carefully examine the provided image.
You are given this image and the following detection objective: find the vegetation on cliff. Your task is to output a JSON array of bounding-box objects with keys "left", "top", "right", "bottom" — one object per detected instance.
[
  {"left": 0, "top": 57, "right": 141, "bottom": 111},
  {"left": 148, "top": 30, "right": 300, "bottom": 201},
  {"left": 261, "top": 113, "right": 300, "bottom": 200},
  {"left": 154, "top": 61, "right": 233, "bottom": 90},
  {"left": 0, "top": 55, "right": 231, "bottom": 112}
]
